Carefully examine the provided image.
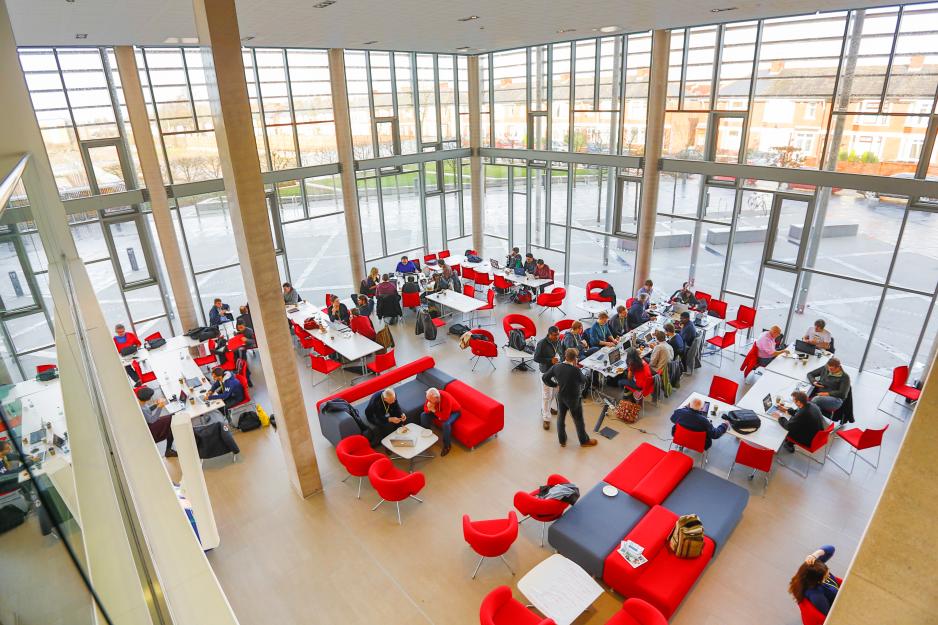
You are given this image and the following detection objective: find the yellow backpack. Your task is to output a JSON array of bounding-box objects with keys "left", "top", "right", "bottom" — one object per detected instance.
[{"left": 256, "top": 404, "right": 270, "bottom": 427}]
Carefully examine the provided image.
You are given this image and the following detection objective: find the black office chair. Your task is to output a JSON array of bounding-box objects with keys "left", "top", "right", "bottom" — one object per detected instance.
[{"left": 828, "top": 336, "right": 836, "bottom": 354}]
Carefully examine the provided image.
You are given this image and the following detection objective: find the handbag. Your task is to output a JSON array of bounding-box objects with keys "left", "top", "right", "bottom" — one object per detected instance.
[
  {"left": 146, "top": 337, "right": 167, "bottom": 349},
  {"left": 725, "top": 409, "right": 761, "bottom": 434},
  {"left": 303, "top": 317, "right": 320, "bottom": 330},
  {"left": 119, "top": 344, "right": 138, "bottom": 356},
  {"left": 615, "top": 399, "right": 641, "bottom": 424}
]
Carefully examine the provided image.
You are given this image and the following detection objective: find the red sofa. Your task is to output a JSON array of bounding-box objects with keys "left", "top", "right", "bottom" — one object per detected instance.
[
  {"left": 603, "top": 505, "right": 715, "bottom": 619},
  {"left": 604, "top": 446, "right": 693, "bottom": 506},
  {"left": 316, "top": 356, "right": 503, "bottom": 449}
]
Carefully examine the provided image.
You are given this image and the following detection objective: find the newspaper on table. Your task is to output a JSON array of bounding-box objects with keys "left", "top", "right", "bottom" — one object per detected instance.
[{"left": 618, "top": 539, "right": 647, "bottom": 568}]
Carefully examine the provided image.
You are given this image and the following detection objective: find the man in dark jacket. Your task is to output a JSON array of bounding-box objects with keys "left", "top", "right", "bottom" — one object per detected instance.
[
  {"left": 807, "top": 358, "right": 850, "bottom": 413},
  {"left": 608, "top": 305, "right": 629, "bottom": 338},
  {"left": 627, "top": 294, "right": 651, "bottom": 330},
  {"left": 364, "top": 388, "right": 406, "bottom": 439},
  {"left": 208, "top": 298, "right": 234, "bottom": 327},
  {"left": 665, "top": 322, "right": 685, "bottom": 358},
  {"left": 669, "top": 397, "right": 727, "bottom": 450},
  {"left": 206, "top": 366, "right": 245, "bottom": 413},
  {"left": 679, "top": 311, "right": 697, "bottom": 347},
  {"left": 778, "top": 391, "right": 826, "bottom": 451},
  {"left": 533, "top": 326, "right": 562, "bottom": 430},
  {"left": 542, "top": 348, "right": 597, "bottom": 448}
]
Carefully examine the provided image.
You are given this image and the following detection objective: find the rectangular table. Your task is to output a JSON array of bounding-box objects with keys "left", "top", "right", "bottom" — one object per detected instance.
[
  {"left": 767, "top": 350, "right": 832, "bottom": 380},
  {"left": 426, "top": 290, "right": 487, "bottom": 321},
  {"left": 505, "top": 272, "right": 553, "bottom": 290},
  {"left": 737, "top": 370, "right": 813, "bottom": 418},
  {"left": 680, "top": 391, "right": 789, "bottom": 451},
  {"left": 518, "top": 554, "right": 603, "bottom": 625},
  {"left": 286, "top": 301, "right": 383, "bottom": 362}
]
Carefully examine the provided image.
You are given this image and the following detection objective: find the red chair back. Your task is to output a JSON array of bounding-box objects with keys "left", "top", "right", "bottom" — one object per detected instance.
[
  {"left": 325, "top": 293, "right": 335, "bottom": 308},
  {"left": 475, "top": 272, "right": 492, "bottom": 287},
  {"left": 370, "top": 350, "right": 397, "bottom": 373},
  {"left": 734, "top": 440, "right": 774, "bottom": 473},
  {"left": 890, "top": 365, "right": 910, "bottom": 391},
  {"left": 586, "top": 280, "right": 611, "bottom": 302},
  {"left": 798, "top": 598, "right": 827, "bottom": 625},
  {"left": 549, "top": 269, "right": 555, "bottom": 281},
  {"left": 626, "top": 297, "right": 635, "bottom": 309},
  {"left": 735, "top": 304, "right": 756, "bottom": 328},
  {"left": 857, "top": 424, "right": 889, "bottom": 450},
  {"left": 462, "top": 512, "right": 519, "bottom": 558},
  {"left": 479, "top": 586, "right": 556, "bottom": 625},
  {"left": 368, "top": 457, "right": 425, "bottom": 502},
  {"left": 438, "top": 249, "right": 451, "bottom": 259},
  {"left": 555, "top": 319, "right": 574, "bottom": 332},
  {"left": 36, "top": 364, "right": 56, "bottom": 374},
  {"left": 802, "top": 423, "right": 836, "bottom": 453},
  {"left": 310, "top": 336, "right": 334, "bottom": 357},
  {"left": 235, "top": 371, "right": 251, "bottom": 405},
  {"left": 502, "top": 314, "right": 536, "bottom": 339},
  {"left": 310, "top": 354, "right": 338, "bottom": 375},
  {"left": 470, "top": 338, "right": 498, "bottom": 358},
  {"left": 708, "top": 375, "right": 739, "bottom": 404},
  {"left": 695, "top": 291, "right": 713, "bottom": 306},
  {"left": 423, "top": 253, "right": 437, "bottom": 264},
  {"left": 450, "top": 264, "right": 461, "bottom": 276},
  {"left": 718, "top": 329, "right": 737, "bottom": 349},
  {"left": 144, "top": 332, "right": 163, "bottom": 342},
  {"left": 336, "top": 434, "right": 384, "bottom": 478},
  {"left": 478, "top": 289, "right": 496, "bottom": 310},
  {"left": 402, "top": 291, "right": 421, "bottom": 309},
  {"left": 740, "top": 343, "right": 760, "bottom": 377},
  {"left": 494, "top": 274, "right": 512, "bottom": 290},
  {"left": 673, "top": 424, "right": 707, "bottom": 453},
  {"left": 513, "top": 474, "right": 571, "bottom": 522},
  {"left": 463, "top": 284, "right": 476, "bottom": 298},
  {"left": 708, "top": 298, "right": 728, "bottom": 319},
  {"left": 463, "top": 267, "right": 476, "bottom": 282}
]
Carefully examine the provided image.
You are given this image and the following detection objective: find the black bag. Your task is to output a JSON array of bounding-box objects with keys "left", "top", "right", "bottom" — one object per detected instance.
[
  {"left": 466, "top": 254, "right": 483, "bottom": 263},
  {"left": 470, "top": 332, "right": 492, "bottom": 342},
  {"left": 322, "top": 399, "right": 372, "bottom": 436},
  {"left": 725, "top": 409, "right": 761, "bottom": 434},
  {"left": 599, "top": 285, "right": 618, "bottom": 304},
  {"left": 193, "top": 419, "right": 240, "bottom": 459},
  {"left": 0, "top": 503, "right": 27, "bottom": 534},
  {"left": 119, "top": 344, "right": 138, "bottom": 356},
  {"left": 423, "top": 314, "right": 438, "bottom": 341},
  {"left": 414, "top": 311, "right": 425, "bottom": 336},
  {"left": 237, "top": 411, "right": 261, "bottom": 432},
  {"left": 449, "top": 323, "right": 471, "bottom": 336},
  {"left": 37, "top": 368, "right": 59, "bottom": 381},
  {"left": 187, "top": 326, "right": 220, "bottom": 342},
  {"left": 508, "top": 328, "right": 527, "bottom": 351},
  {"left": 146, "top": 337, "right": 167, "bottom": 349},
  {"left": 511, "top": 289, "right": 533, "bottom": 304}
]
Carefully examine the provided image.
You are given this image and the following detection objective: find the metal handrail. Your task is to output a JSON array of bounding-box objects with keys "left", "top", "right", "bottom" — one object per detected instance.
[{"left": 0, "top": 153, "right": 29, "bottom": 214}]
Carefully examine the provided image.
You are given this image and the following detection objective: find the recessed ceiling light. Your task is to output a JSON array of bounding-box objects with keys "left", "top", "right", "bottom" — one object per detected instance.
[
  {"left": 163, "top": 36, "right": 198, "bottom": 44},
  {"left": 65, "top": 0, "right": 76, "bottom": 3},
  {"left": 313, "top": 0, "right": 336, "bottom": 8},
  {"left": 241, "top": 35, "right": 255, "bottom": 43},
  {"left": 75, "top": 33, "right": 87, "bottom": 39},
  {"left": 597, "top": 25, "right": 620, "bottom": 33},
  {"left": 556, "top": 28, "right": 576, "bottom": 34},
  {"left": 456, "top": 46, "right": 471, "bottom": 52},
  {"left": 710, "top": 6, "right": 737, "bottom": 12},
  {"left": 458, "top": 15, "right": 480, "bottom": 22},
  {"left": 361, "top": 40, "right": 379, "bottom": 45}
]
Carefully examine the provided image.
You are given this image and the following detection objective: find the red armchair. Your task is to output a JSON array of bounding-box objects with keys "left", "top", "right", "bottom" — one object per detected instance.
[
  {"left": 463, "top": 511, "right": 519, "bottom": 578},
  {"left": 336, "top": 434, "right": 384, "bottom": 499},
  {"left": 513, "top": 473, "right": 571, "bottom": 546},
  {"left": 537, "top": 287, "right": 566, "bottom": 317},
  {"left": 368, "top": 457, "right": 425, "bottom": 525},
  {"left": 605, "top": 598, "right": 668, "bottom": 625},
  {"left": 479, "top": 586, "right": 556, "bottom": 625},
  {"left": 470, "top": 328, "right": 498, "bottom": 372},
  {"left": 555, "top": 319, "right": 574, "bottom": 333},
  {"left": 502, "top": 313, "right": 536, "bottom": 342},
  {"left": 586, "top": 279, "right": 613, "bottom": 303}
]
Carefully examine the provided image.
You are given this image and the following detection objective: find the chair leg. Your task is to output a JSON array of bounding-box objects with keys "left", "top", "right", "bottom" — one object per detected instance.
[
  {"left": 409, "top": 494, "right": 424, "bottom": 503},
  {"left": 372, "top": 498, "right": 386, "bottom": 511},
  {"left": 357, "top": 476, "right": 364, "bottom": 499},
  {"left": 396, "top": 501, "right": 402, "bottom": 525},
  {"left": 540, "top": 521, "right": 546, "bottom": 548},
  {"left": 727, "top": 461, "right": 736, "bottom": 480},
  {"left": 342, "top": 473, "right": 352, "bottom": 483},
  {"left": 499, "top": 555, "right": 515, "bottom": 576},
  {"left": 487, "top": 357, "right": 496, "bottom": 371},
  {"left": 471, "top": 556, "right": 485, "bottom": 579}
]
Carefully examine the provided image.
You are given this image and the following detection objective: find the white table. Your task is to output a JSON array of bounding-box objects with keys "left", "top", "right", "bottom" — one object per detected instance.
[
  {"left": 504, "top": 346, "right": 536, "bottom": 372},
  {"left": 504, "top": 271, "right": 553, "bottom": 290},
  {"left": 578, "top": 299, "right": 614, "bottom": 318},
  {"left": 381, "top": 423, "right": 438, "bottom": 471},
  {"left": 427, "top": 290, "right": 487, "bottom": 316},
  {"left": 517, "top": 554, "right": 603, "bottom": 625},
  {"left": 737, "top": 370, "right": 813, "bottom": 418},
  {"left": 767, "top": 350, "right": 832, "bottom": 381},
  {"left": 286, "top": 301, "right": 383, "bottom": 362},
  {"left": 680, "top": 391, "right": 789, "bottom": 451},
  {"left": 145, "top": 349, "right": 224, "bottom": 418},
  {"left": 121, "top": 333, "right": 206, "bottom": 365}
]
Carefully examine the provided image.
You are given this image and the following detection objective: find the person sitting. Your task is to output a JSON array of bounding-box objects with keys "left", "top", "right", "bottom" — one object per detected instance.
[
  {"left": 401, "top": 275, "right": 420, "bottom": 295},
  {"left": 636, "top": 279, "right": 656, "bottom": 307},
  {"left": 588, "top": 312, "right": 617, "bottom": 348},
  {"left": 618, "top": 347, "right": 653, "bottom": 402},
  {"left": 777, "top": 391, "right": 825, "bottom": 452},
  {"left": 349, "top": 307, "right": 377, "bottom": 340},
  {"left": 506, "top": 247, "right": 523, "bottom": 270},
  {"left": 670, "top": 396, "right": 727, "bottom": 450},
  {"left": 282, "top": 282, "right": 300, "bottom": 305},
  {"left": 789, "top": 546, "right": 841, "bottom": 617},
  {"left": 523, "top": 253, "right": 537, "bottom": 274},
  {"left": 365, "top": 388, "right": 405, "bottom": 439},
  {"left": 534, "top": 259, "right": 552, "bottom": 280},
  {"left": 361, "top": 267, "right": 381, "bottom": 298},
  {"left": 0, "top": 439, "right": 21, "bottom": 473},
  {"left": 648, "top": 329, "right": 674, "bottom": 374},
  {"left": 420, "top": 387, "right": 460, "bottom": 456},
  {"left": 439, "top": 258, "right": 453, "bottom": 281},
  {"left": 807, "top": 358, "right": 850, "bottom": 413},
  {"left": 665, "top": 322, "right": 685, "bottom": 358},
  {"left": 804, "top": 319, "right": 832, "bottom": 351},
  {"left": 206, "top": 366, "right": 245, "bottom": 414},
  {"left": 136, "top": 386, "right": 177, "bottom": 457},
  {"left": 208, "top": 298, "right": 234, "bottom": 327},
  {"left": 396, "top": 255, "right": 418, "bottom": 274},
  {"left": 670, "top": 281, "right": 696, "bottom": 305},
  {"left": 235, "top": 304, "right": 252, "bottom": 330},
  {"left": 679, "top": 311, "right": 697, "bottom": 348},
  {"left": 356, "top": 294, "right": 374, "bottom": 318},
  {"left": 235, "top": 322, "right": 256, "bottom": 350},
  {"left": 608, "top": 305, "right": 629, "bottom": 338},
  {"left": 561, "top": 321, "right": 595, "bottom": 359},
  {"left": 756, "top": 326, "right": 789, "bottom": 367},
  {"left": 430, "top": 271, "right": 452, "bottom": 293},
  {"left": 542, "top": 348, "right": 597, "bottom": 448},
  {"left": 375, "top": 273, "right": 398, "bottom": 296},
  {"left": 627, "top": 293, "right": 651, "bottom": 330},
  {"left": 114, "top": 323, "right": 143, "bottom": 384},
  {"left": 327, "top": 295, "right": 350, "bottom": 325}
]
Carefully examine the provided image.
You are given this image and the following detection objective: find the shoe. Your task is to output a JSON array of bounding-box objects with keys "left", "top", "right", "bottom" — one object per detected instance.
[
  {"left": 550, "top": 408, "right": 558, "bottom": 415},
  {"left": 441, "top": 445, "right": 451, "bottom": 457},
  {"left": 542, "top": 421, "right": 550, "bottom": 431},
  {"left": 164, "top": 449, "right": 178, "bottom": 458},
  {"left": 560, "top": 441, "right": 567, "bottom": 448},
  {"left": 782, "top": 441, "right": 795, "bottom": 453},
  {"left": 581, "top": 439, "right": 598, "bottom": 447}
]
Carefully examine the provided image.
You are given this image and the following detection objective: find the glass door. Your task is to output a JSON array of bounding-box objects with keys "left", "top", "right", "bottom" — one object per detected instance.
[
  {"left": 80, "top": 138, "right": 134, "bottom": 196},
  {"left": 765, "top": 193, "right": 814, "bottom": 267}
]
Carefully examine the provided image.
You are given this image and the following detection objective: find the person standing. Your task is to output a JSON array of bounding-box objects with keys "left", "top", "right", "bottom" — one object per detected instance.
[
  {"left": 420, "top": 387, "right": 460, "bottom": 456},
  {"left": 113, "top": 323, "right": 142, "bottom": 384},
  {"left": 533, "top": 326, "right": 562, "bottom": 430},
  {"left": 542, "top": 348, "right": 598, "bottom": 448}
]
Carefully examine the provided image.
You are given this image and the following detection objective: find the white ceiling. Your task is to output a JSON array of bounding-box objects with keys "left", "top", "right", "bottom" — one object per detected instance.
[{"left": 9, "top": 0, "right": 889, "bottom": 52}]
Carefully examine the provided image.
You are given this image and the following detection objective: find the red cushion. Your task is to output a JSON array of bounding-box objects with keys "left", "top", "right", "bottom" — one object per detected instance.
[
  {"left": 628, "top": 452, "right": 693, "bottom": 506},
  {"left": 604, "top": 443, "right": 666, "bottom": 492},
  {"left": 317, "top": 356, "right": 435, "bottom": 410},
  {"left": 603, "top": 505, "right": 714, "bottom": 618},
  {"left": 446, "top": 380, "right": 504, "bottom": 448}
]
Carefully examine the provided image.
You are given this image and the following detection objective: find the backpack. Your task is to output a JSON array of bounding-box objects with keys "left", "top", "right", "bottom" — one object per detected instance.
[
  {"left": 449, "top": 323, "right": 471, "bottom": 336},
  {"left": 146, "top": 337, "right": 167, "bottom": 349},
  {"left": 237, "top": 411, "right": 261, "bottom": 432},
  {"left": 186, "top": 326, "right": 220, "bottom": 342},
  {"left": 466, "top": 254, "right": 483, "bottom": 263},
  {"left": 511, "top": 289, "right": 533, "bottom": 304},
  {"left": 508, "top": 328, "right": 527, "bottom": 351},
  {"left": 375, "top": 326, "right": 395, "bottom": 354},
  {"left": 423, "top": 314, "right": 438, "bottom": 341},
  {"left": 668, "top": 514, "right": 705, "bottom": 558}
]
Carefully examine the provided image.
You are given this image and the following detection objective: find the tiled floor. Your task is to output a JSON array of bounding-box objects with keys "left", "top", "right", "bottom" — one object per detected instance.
[{"left": 191, "top": 303, "right": 902, "bottom": 625}]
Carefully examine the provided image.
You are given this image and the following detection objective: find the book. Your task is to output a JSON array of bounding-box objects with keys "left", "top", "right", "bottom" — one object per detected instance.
[{"left": 618, "top": 540, "right": 647, "bottom": 568}]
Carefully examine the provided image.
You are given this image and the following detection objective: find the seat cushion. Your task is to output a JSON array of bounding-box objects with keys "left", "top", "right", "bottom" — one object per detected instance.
[
  {"left": 393, "top": 379, "right": 431, "bottom": 420},
  {"left": 415, "top": 367, "right": 457, "bottom": 390},
  {"left": 451, "top": 412, "right": 488, "bottom": 448},
  {"left": 662, "top": 468, "right": 749, "bottom": 552},
  {"left": 629, "top": 452, "right": 693, "bottom": 506},
  {"left": 547, "top": 483, "right": 649, "bottom": 578},
  {"left": 604, "top": 443, "right": 666, "bottom": 492}
]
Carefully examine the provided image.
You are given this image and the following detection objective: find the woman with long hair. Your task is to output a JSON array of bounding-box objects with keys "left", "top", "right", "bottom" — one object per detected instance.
[
  {"left": 617, "top": 347, "right": 653, "bottom": 402},
  {"left": 789, "top": 546, "right": 840, "bottom": 617}
]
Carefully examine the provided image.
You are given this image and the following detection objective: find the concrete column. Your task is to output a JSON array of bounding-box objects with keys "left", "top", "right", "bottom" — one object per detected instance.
[
  {"left": 826, "top": 348, "right": 938, "bottom": 625},
  {"left": 114, "top": 46, "right": 199, "bottom": 332},
  {"left": 328, "top": 48, "right": 366, "bottom": 287},
  {"left": 192, "top": 0, "right": 321, "bottom": 497},
  {"left": 1, "top": 2, "right": 238, "bottom": 623},
  {"left": 634, "top": 30, "right": 670, "bottom": 294},
  {"left": 468, "top": 55, "right": 484, "bottom": 254}
]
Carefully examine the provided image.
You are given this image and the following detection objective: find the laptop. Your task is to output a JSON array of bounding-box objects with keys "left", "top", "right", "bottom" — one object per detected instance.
[
  {"left": 671, "top": 302, "right": 688, "bottom": 315},
  {"left": 794, "top": 339, "right": 816, "bottom": 355},
  {"left": 164, "top": 390, "right": 188, "bottom": 415},
  {"left": 762, "top": 393, "right": 782, "bottom": 416},
  {"left": 489, "top": 259, "right": 500, "bottom": 270},
  {"left": 607, "top": 347, "right": 622, "bottom": 367},
  {"left": 514, "top": 266, "right": 526, "bottom": 276}
]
